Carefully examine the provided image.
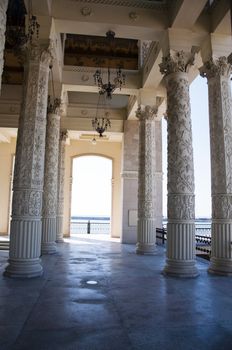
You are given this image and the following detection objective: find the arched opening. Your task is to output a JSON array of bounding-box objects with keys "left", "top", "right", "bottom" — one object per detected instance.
[{"left": 70, "top": 155, "right": 113, "bottom": 238}]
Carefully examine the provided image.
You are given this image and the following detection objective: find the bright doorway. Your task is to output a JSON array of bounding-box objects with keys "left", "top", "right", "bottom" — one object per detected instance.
[{"left": 71, "top": 155, "right": 112, "bottom": 237}]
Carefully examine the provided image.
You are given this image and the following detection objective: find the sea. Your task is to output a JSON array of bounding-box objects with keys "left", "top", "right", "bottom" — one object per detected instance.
[{"left": 71, "top": 216, "right": 211, "bottom": 236}]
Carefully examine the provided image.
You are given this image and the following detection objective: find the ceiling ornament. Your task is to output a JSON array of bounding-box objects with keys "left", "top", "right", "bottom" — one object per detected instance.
[
  {"left": 80, "top": 6, "right": 93, "bottom": 16},
  {"left": 81, "top": 74, "right": 89, "bottom": 81},
  {"left": 129, "top": 12, "right": 140, "bottom": 21}
]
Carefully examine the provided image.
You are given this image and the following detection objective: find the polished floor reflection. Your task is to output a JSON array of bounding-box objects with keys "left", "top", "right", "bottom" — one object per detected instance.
[{"left": 0, "top": 236, "right": 232, "bottom": 350}]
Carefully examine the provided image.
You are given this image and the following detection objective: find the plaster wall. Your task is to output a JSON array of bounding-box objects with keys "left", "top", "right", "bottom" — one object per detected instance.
[
  {"left": 0, "top": 137, "right": 16, "bottom": 235},
  {"left": 121, "top": 119, "right": 163, "bottom": 244},
  {"left": 121, "top": 120, "right": 139, "bottom": 244},
  {"left": 63, "top": 139, "right": 122, "bottom": 239}
]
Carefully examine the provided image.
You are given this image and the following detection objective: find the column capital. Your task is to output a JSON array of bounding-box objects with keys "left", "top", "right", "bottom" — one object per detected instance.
[
  {"left": 60, "top": 129, "right": 68, "bottom": 142},
  {"left": 200, "top": 56, "right": 232, "bottom": 79},
  {"left": 159, "top": 50, "right": 195, "bottom": 76},
  {"left": 47, "top": 96, "right": 62, "bottom": 115},
  {"left": 28, "top": 41, "right": 53, "bottom": 66},
  {"left": 136, "top": 105, "right": 158, "bottom": 121}
]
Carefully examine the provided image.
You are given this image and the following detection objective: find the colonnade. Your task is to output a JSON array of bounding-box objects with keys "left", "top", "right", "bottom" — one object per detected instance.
[
  {"left": 136, "top": 50, "right": 232, "bottom": 277},
  {"left": 0, "top": 5, "right": 232, "bottom": 278}
]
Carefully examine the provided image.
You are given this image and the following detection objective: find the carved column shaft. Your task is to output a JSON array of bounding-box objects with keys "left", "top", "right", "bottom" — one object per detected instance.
[
  {"left": 160, "top": 51, "right": 198, "bottom": 277},
  {"left": 56, "top": 130, "right": 67, "bottom": 242},
  {"left": 201, "top": 57, "right": 232, "bottom": 275},
  {"left": 0, "top": 0, "right": 8, "bottom": 92},
  {"left": 41, "top": 106, "right": 61, "bottom": 254},
  {"left": 136, "top": 106, "right": 157, "bottom": 254},
  {"left": 4, "top": 44, "right": 51, "bottom": 278}
]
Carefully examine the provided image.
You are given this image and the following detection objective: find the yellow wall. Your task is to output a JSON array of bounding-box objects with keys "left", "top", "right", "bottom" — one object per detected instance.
[
  {"left": 0, "top": 138, "right": 16, "bottom": 235},
  {"left": 63, "top": 139, "right": 122, "bottom": 238}
]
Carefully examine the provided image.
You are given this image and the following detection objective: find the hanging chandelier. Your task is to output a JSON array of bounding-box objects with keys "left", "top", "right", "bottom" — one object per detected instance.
[
  {"left": 93, "top": 67, "right": 125, "bottom": 99},
  {"left": 92, "top": 117, "right": 111, "bottom": 137},
  {"left": 92, "top": 94, "right": 111, "bottom": 137},
  {"left": 93, "top": 30, "right": 126, "bottom": 99}
]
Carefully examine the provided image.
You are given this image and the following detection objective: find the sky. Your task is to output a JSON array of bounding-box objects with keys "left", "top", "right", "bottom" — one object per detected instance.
[
  {"left": 162, "top": 75, "right": 211, "bottom": 218},
  {"left": 71, "top": 75, "right": 213, "bottom": 219}
]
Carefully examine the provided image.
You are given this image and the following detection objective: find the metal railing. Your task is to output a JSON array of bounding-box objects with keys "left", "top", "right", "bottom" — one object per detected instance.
[
  {"left": 156, "top": 227, "right": 212, "bottom": 260},
  {"left": 70, "top": 221, "right": 110, "bottom": 235}
]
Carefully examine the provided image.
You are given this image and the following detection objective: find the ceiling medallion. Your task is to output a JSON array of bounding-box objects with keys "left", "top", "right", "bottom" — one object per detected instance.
[
  {"left": 80, "top": 6, "right": 93, "bottom": 16},
  {"left": 129, "top": 12, "right": 140, "bottom": 21},
  {"left": 81, "top": 110, "right": 88, "bottom": 115},
  {"left": 81, "top": 74, "right": 89, "bottom": 82}
]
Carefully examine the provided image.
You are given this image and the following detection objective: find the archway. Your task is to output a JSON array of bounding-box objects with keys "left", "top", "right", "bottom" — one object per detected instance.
[{"left": 70, "top": 155, "right": 113, "bottom": 238}]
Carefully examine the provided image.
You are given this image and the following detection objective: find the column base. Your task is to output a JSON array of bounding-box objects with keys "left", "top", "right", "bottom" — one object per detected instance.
[
  {"left": 56, "top": 238, "right": 64, "bottom": 243},
  {"left": 136, "top": 242, "right": 156, "bottom": 255},
  {"left": 208, "top": 257, "right": 232, "bottom": 276},
  {"left": 41, "top": 242, "right": 57, "bottom": 255},
  {"left": 4, "top": 258, "right": 43, "bottom": 278},
  {"left": 163, "top": 259, "right": 199, "bottom": 278}
]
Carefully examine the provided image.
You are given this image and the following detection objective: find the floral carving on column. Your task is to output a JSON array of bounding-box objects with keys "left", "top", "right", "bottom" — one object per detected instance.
[
  {"left": 136, "top": 105, "right": 157, "bottom": 254},
  {"left": 200, "top": 56, "right": 232, "bottom": 275},
  {"left": 56, "top": 129, "right": 68, "bottom": 242},
  {"left": 159, "top": 50, "right": 198, "bottom": 277},
  {"left": 4, "top": 42, "right": 52, "bottom": 278},
  {"left": 41, "top": 97, "right": 61, "bottom": 254},
  {"left": 0, "top": 0, "right": 8, "bottom": 91}
]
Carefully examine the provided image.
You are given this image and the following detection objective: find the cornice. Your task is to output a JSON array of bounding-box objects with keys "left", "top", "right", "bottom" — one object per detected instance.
[{"left": 70, "top": 0, "right": 166, "bottom": 10}]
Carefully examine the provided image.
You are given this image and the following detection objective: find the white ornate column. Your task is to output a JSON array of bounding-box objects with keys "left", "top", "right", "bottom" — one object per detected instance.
[
  {"left": 0, "top": 0, "right": 8, "bottom": 92},
  {"left": 136, "top": 105, "right": 157, "bottom": 254},
  {"left": 200, "top": 56, "right": 232, "bottom": 275},
  {"left": 4, "top": 43, "right": 52, "bottom": 278},
  {"left": 159, "top": 51, "right": 198, "bottom": 277},
  {"left": 41, "top": 98, "right": 61, "bottom": 254},
  {"left": 56, "top": 130, "right": 67, "bottom": 243}
]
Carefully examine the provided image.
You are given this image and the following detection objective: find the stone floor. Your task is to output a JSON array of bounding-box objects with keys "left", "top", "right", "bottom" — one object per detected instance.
[{"left": 1, "top": 235, "right": 232, "bottom": 350}]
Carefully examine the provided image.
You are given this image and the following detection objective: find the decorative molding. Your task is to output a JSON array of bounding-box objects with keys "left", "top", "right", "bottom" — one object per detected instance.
[
  {"left": 159, "top": 50, "right": 195, "bottom": 75},
  {"left": 70, "top": 0, "right": 166, "bottom": 10}
]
